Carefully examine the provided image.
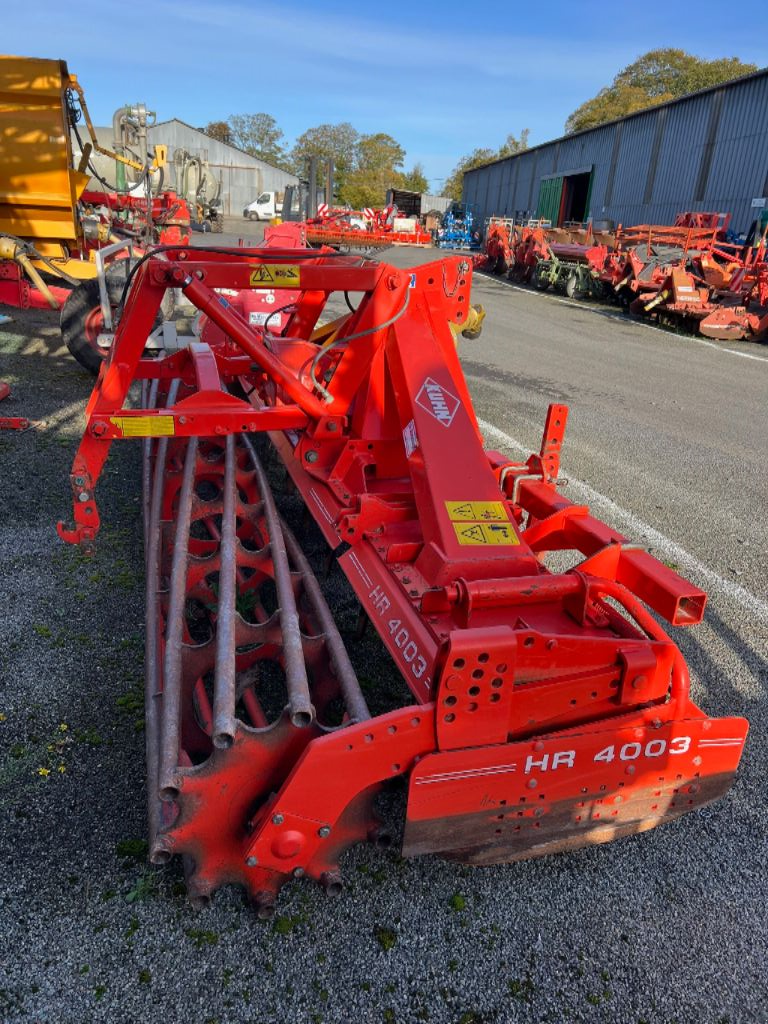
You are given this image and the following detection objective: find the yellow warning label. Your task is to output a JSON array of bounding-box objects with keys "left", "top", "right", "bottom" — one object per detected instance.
[
  {"left": 453, "top": 521, "right": 519, "bottom": 546},
  {"left": 446, "top": 500, "right": 509, "bottom": 522},
  {"left": 109, "top": 415, "right": 175, "bottom": 437},
  {"left": 249, "top": 264, "right": 301, "bottom": 287}
]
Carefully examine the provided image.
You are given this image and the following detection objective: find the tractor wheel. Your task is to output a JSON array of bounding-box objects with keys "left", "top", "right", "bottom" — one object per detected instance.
[
  {"left": 533, "top": 266, "right": 550, "bottom": 291},
  {"left": 212, "top": 213, "right": 224, "bottom": 233},
  {"left": 61, "top": 262, "right": 170, "bottom": 375},
  {"left": 61, "top": 277, "right": 125, "bottom": 375},
  {"left": 565, "top": 272, "right": 585, "bottom": 300}
]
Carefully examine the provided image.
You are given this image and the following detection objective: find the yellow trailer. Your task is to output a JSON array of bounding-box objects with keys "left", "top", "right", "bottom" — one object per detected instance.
[{"left": 0, "top": 55, "right": 90, "bottom": 266}]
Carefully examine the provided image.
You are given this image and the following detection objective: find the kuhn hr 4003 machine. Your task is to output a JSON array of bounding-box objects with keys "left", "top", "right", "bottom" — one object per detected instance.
[{"left": 59, "top": 243, "right": 747, "bottom": 914}]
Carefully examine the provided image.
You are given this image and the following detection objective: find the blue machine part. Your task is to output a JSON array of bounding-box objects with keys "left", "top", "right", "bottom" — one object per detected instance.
[{"left": 436, "top": 207, "right": 481, "bottom": 250}]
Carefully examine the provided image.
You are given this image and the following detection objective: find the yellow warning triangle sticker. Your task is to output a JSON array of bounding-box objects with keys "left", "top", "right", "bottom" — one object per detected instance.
[{"left": 250, "top": 265, "right": 275, "bottom": 284}]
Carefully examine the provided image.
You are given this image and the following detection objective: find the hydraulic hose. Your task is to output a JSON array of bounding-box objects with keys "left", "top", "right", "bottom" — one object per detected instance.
[
  {"left": 0, "top": 236, "right": 60, "bottom": 308},
  {"left": 0, "top": 233, "right": 81, "bottom": 288}
]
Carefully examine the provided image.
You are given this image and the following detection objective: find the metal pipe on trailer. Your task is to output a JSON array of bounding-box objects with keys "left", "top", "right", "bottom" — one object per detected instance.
[{"left": 145, "top": 379, "right": 179, "bottom": 858}]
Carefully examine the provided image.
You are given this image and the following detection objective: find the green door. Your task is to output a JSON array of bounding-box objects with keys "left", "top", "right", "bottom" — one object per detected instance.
[{"left": 536, "top": 177, "right": 563, "bottom": 224}]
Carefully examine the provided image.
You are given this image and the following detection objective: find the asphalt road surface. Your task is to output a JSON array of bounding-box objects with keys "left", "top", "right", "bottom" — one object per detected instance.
[{"left": 1, "top": 242, "right": 766, "bottom": 1024}]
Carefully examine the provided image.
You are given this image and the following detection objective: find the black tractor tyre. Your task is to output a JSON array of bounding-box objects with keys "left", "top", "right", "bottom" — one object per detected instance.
[
  {"left": 212, "top": 213, "right": 224, "bottom": 233},
  {"left": 61, "top": 261, "right": 170, "bottom": 375},
  {"left": 532, "top": 266, "right": 550, "bottom": 291},
  {"left": 565, "top": 272, "right": 585, "bottom": 300},
  {"left": 60, "top": 276, "right": 126, "bottom": 375}
]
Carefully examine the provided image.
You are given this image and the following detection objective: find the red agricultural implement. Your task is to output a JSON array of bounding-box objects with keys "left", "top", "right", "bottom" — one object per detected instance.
[
  {"left": 0, "top": 380, "right": 30, "bottom": 431},
  {"left": 305, "top": 205, "right": 432, "bottom": 251},
  {"left": 475, "top": 218, "right": 515, "bottom": 275},
  {"left": 58, "top": 244, "right": 747, "bottom": 912}
]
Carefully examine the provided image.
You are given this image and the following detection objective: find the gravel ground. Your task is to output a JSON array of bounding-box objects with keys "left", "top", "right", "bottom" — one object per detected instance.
[{"left": 0, "top": 248, "right": 766, "bottom": 1024}]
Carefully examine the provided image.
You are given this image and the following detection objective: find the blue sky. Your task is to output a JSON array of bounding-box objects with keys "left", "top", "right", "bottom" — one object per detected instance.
[{"left": 5, "top": 1, "right": 767, "bottom": 188}]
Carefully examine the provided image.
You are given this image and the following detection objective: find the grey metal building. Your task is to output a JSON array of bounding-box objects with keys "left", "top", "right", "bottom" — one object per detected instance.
[
  {"left": 463, "top": 68, "right": 768, "bottom": 234},
  {"left": 148, "top": 120, "right": 298, "bottom": 216}
]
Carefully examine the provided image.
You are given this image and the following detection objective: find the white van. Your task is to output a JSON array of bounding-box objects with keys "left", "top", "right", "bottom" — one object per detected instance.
[{"left": 243, "top": 191, "right": 283, "bottom": 221}]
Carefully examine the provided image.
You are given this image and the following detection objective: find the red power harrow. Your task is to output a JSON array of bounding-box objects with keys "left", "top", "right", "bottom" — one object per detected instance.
[{"left": 58, "top": 245, "right": 748, "bottom": 913}]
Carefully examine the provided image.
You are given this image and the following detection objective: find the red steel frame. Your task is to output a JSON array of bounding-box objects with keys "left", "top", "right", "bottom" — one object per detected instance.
[{"left": 58, "top": 244, "right": 748, "bottom": 906}]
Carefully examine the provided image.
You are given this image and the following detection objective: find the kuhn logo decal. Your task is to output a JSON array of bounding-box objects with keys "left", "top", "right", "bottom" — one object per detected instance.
[{"left": 415, "top": 377, "right": 460, "bottom": 427}]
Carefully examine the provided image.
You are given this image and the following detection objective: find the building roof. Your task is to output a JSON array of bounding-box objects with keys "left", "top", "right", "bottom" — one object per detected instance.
[
  {"left": 464, "top": 65, "right": 768, "bottom": 176},
  {"left": 151, "top": 118, "right": 291, "bottom": 174}
]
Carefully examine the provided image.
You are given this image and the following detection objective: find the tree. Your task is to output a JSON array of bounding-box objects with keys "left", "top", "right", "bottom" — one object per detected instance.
[
  {"left": 397, "top": 162, "right": 429, "bottom": 194},
  {"left": 227, "top": 113, "right": 285, "bottom": 165},
  {"left": 291, "top": 122, "right": 360, "bottom": 194},
  {"left": 497, "top": 129, "right": 530, "bottom": 159},
  {"left": 566, "top": 49, "right": 758, "bottom": 133},
  {"left": 202, "top": 120, "right": 231, "bottom": 143},
  {"left": 444, "top": 128, "right": 530, "bottom": 202},
  {"left": 342, "top": 133, "right": 406, "bottom": 208},
  {"left": 444, "top": 148, "right": 497, "bottom": 202}
]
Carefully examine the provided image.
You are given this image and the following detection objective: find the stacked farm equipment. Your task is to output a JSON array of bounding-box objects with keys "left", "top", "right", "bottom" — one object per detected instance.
[
  {"left": 475, "top": 208, "right": 768, "bottom": 342},
  {"left": 0, "top": 54, "right": 190, "bottom": 372},
  {"left": 57, "top": 237, "right": 747, "bottom": 914}
]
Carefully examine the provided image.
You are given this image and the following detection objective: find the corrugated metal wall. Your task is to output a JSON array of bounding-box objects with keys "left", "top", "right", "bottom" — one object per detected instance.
[
  {"left": 463, "top": 71, "right": 768, "bottom": 233},
  {"left": 148, "top": 121, "right": 298, "bottom": 215},
  {"left": 420, "top": 193, "right": 451, "bottom": 214}
]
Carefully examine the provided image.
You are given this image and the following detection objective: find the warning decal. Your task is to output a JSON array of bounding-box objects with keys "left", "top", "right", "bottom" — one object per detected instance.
[
  {"left": 453, "top": 521, "right": 519, "bottom": 546},
  {"left": 109, "top": 415, "right": 175, "bottom": 437},
  {"left": 249, "top": 264, "right": 301, "bottom": 287},
  {"left": 446, "top": 501, "right": 508, "bottom": 522}
]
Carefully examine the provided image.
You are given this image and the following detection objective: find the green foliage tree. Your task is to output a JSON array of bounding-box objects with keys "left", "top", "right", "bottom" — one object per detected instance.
[
  {"left": 291, "top": 122, "right": 360, "bottom": 194},
  {"left": 397, "top": 162, "right": 429, "bottom": 194},
  {"left": 497, "top": 129, "right": 530, "bottom": 159},
  {"left": 202, "top": 120, "right": 231, "bottom": 143},
  {"left": 227, "top": 113, "right": 286, "bottom": 165},
  {"left": 342, "top": 132, "right": 406, "bottom": 208},
  {"left": 444, "top": 130, "right": 530, "bottom": 201},
  {"left": 566, "top": 49, "right": 758, "bottom": 133}
]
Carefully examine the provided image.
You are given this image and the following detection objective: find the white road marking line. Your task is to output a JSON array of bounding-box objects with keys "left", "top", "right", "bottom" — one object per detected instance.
[
  {"left": 477, "top": 416, "right": 768, "bottom": 625},
  {"left": 480, "top": 274, "right": 768, "bottom": 364}
]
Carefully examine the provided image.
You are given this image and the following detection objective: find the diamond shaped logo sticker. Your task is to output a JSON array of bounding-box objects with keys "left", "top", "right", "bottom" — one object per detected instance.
[{"left": 415, "top": 377, "right": 461, "bottom": 428}]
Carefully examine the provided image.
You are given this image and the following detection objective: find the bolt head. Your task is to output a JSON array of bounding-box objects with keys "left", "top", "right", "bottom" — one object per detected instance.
[
  {"left": 292, "top": 867, "right": 305, "bottom": 878},
  {"left": 318, "top": 825, "right": 331, "bottom": 838},
  {"left": 272, "top": 813, "right": 284, "bottom": 826},
  {"left": 527, "top": 779, "right": 537, "bottom": 789},
  {"left": 305, "top": 450, "right": 318, "bottom": 463},
  {"left": 245, "top": 855, "right": 258, "bottom": 867}
]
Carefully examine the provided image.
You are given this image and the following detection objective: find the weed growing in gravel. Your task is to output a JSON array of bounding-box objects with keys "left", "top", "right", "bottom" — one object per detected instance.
[
  {"left": 375, "top": 926, "right": 397, "bottom": 951},
  {"left": 185, "top": 927, "right": 219, "bottom": 948},
  {"left": 273, "top": 914, "right": 303, "bottom": 935},
  {"left": 508, "top": 973, "right": 535, "bottom": 1002},
  {"left": 116, "top": 838, "right": 148, "bottom": 860},
  {"left": 125, "top": 871, "right": 159, "bottom": 903},
  {"left": 449, "top": 892, "right": 466, "bottom": 912}
]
